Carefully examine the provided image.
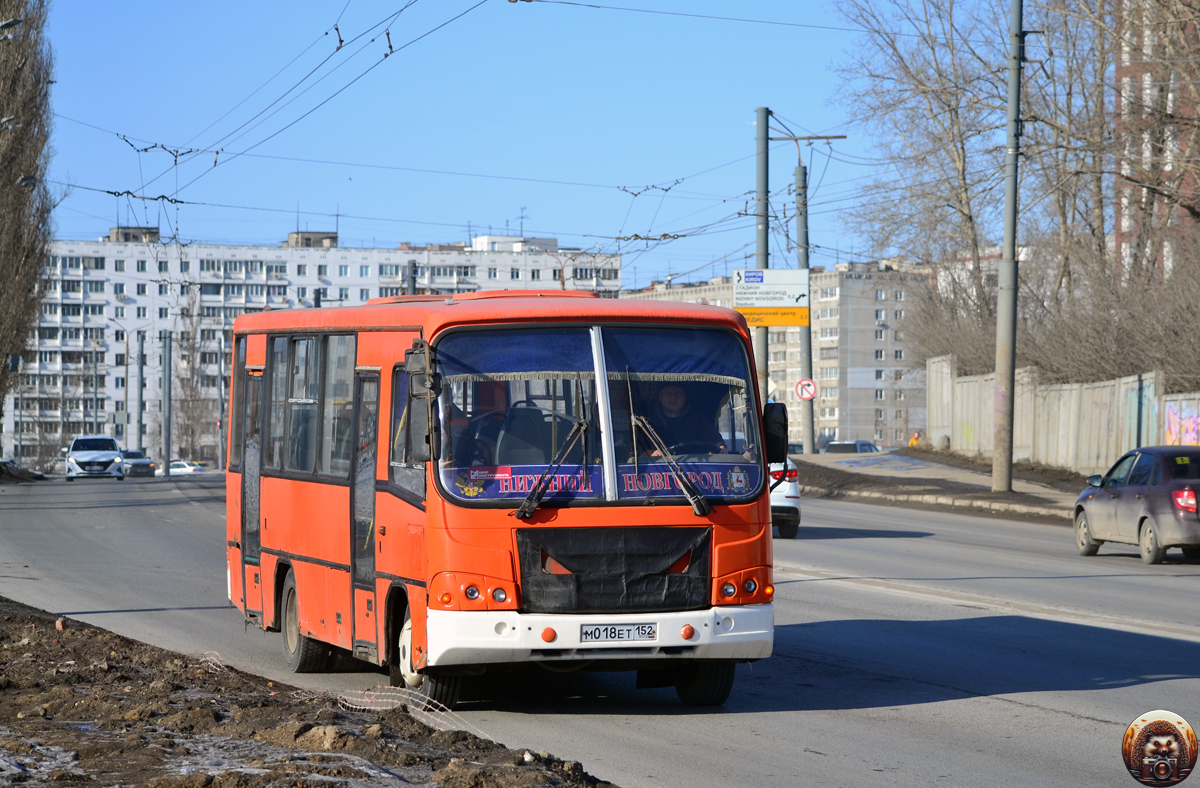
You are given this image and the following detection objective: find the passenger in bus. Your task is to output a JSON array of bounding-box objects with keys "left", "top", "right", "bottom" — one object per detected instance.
[{"left": 640, "top": 383, "right": 726, "bottom": 455}]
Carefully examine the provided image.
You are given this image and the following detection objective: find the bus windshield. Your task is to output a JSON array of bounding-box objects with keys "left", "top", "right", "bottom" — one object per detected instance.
[
  {"left": 434, "top": 324, "right": 762, "bottom": 505},
  {"left": 603, "top": 326, "right": 761, "bottom": 502}
]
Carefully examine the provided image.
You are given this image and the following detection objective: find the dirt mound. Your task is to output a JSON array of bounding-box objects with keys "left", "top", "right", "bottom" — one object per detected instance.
[
  {"left": 0, "top": 463, "right": 45, "bottom": 484},
  {"left": 0, "top": 596, "right": 615, "bottom": 787}
]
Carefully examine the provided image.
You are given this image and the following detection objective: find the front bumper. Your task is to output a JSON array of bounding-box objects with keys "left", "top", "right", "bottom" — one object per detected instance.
[
  {"left": 425, "top": 604, "right": 773, "bottom": 668},
  {"left": 67, "top": 462, "right": 123, "bottom": 478}
]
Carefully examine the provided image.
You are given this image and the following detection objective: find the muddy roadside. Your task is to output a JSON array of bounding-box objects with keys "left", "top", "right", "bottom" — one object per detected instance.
[
  {"left": 788, "top": 447, "right": 1088, "bottom": 523},
  {"left": 0, "top": 595, "right": 615, "bottom": 788}
]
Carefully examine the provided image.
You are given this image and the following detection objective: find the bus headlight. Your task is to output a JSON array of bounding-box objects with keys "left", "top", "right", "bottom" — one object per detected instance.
[
  {"left": 721, "top": 583, "right": 737, "bottom": 598},
  {"left": 464, "top": 585, "right": 480, "bottom": 601},
  {"left": 491, "top": 588, "right": 507, "bottom": 603},
  {"left": 743, "top": 579, "right": 757, "bottom": 594}
]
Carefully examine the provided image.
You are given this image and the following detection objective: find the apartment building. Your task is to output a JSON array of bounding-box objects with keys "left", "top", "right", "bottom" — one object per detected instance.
[
  {"left": 619, "top": 260, "right": 930, "bottom": 447},
  {"left": 1, "top": 228, "right": 620, "bottom": 466}
]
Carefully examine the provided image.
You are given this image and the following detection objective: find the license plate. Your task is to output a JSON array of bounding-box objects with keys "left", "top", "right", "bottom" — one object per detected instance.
[{"left": 579, "top": 623, "right": 657, "bottom": 643}]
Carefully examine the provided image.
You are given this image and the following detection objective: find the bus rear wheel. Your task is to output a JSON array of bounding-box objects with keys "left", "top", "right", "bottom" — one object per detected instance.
[
  {"left": 674, "top": 661, "right": 736, "bottom": 706},
  {"left": 281, "top": 570, "right": 328, "bottom": 673},
  {"left": 396, "top": 610, "right": 462, "bottom": 709}
]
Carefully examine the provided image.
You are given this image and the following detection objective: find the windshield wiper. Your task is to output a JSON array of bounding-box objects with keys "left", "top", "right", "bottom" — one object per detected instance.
[
  {"left": 632, "top": 414, "right": 713, "bottom": 517},
  {"left": 514, "top": 418, "right": 588, "bottom": 520}
]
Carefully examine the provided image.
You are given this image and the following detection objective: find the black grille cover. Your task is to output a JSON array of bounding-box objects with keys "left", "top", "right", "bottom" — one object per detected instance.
[{"left": 516, "top": 526, "right": 711, "bottom": 614}]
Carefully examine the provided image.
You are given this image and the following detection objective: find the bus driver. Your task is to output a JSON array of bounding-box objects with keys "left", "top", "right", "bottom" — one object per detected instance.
[{"left": 642, "top": 383, "right": 726, "bottom": 455}]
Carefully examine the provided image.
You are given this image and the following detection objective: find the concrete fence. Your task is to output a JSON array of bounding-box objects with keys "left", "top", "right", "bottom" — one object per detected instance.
[{"left": 926, "top": 356, "right": 1161, "bottom": 475}]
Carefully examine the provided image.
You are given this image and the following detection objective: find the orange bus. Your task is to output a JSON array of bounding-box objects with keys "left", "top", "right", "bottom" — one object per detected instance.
[{"left": 225, "top": 290, "right": 787, "bottom": 707}]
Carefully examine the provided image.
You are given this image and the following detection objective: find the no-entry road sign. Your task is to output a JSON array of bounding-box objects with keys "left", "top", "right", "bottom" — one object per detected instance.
[{"left": 795, "top": 378, "right": 817, "bottom": 400}]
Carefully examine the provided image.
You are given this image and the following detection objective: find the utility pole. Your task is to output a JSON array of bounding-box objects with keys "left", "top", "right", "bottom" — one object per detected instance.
[
  {"left": 992, "top": 0, "right": 1025, "bottom": 492},
  {"left": 122, "top": 331, "right": 129, "bottom": 443},
  {"left": 12, "top": 354, "right": 22, "bottom": 464},
  {"left": 137, "top": 332, "right": 145, "bottom": 454},
  {"left": 91, "top": 341, "right": 99, "bottom": 435},
  {"left": 162, "top": 331, "right": 172, "bottom": 477},
  {"left": 768, "top": 134, "right": 846, "bottom": 454},
  {"left": 754, "top": 106, "right": 770, "bottom": 407},
  {"left": 795, "top": 163, "right": 814, "bottom": 453}
]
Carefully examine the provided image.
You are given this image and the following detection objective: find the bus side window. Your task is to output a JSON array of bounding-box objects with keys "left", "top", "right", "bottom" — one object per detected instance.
[
  {"left": 265, "top": 336, "right": 289, "bottom": 469},
  {"left": 318, "top": 334, "right": 356, "bottom": 477},
  {"left": 230, "top": 336, "right": 246, "bottom": 469},
  {"left": 390, "top": 366, "right": 426, "bottom": 500},
  {"left": 285, "top": 337, "right": 320, "bottom": 472}
]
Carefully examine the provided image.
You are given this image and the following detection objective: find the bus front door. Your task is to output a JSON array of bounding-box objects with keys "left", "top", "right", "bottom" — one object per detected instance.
[
  {"left": 240, "top": 371, "right": 264, "bottom": 618},
  {"left": 351, "top": 374, "right": 380, "bottom": 659}
]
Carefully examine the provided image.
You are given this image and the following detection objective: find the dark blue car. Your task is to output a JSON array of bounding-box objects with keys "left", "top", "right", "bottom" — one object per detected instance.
[{"left": 1075, "top": 446, "right": 1200, "bottom": 564}]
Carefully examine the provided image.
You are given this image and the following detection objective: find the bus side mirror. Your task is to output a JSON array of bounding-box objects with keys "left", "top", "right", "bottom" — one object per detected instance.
[
  {"left": 404, "top": 340, "right": 440, "bottom": 463},
  {"left": 763, "top": 403, "right": 788, "bottom": 464}
]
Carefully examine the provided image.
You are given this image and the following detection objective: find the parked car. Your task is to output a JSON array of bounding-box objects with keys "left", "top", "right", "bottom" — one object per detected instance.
[
  {"left": 121, "top": 450, "right": 156, "bottom": 477},
  {"left": 1075, "top": 446, "right": 1200, "bottom": 564},
  {"left": 787, "top": 442, "right": 805, "bottom": 455},
  {"left": 823, "top": 440, "right": 880, "bottom": 454},
  {"left": 769, "top": 457, "right": 801, "bottom": 539},
  {"left": 64, "top": 436, "right": 124, "bottom": 481},
  {"left": 154, "top": 459, "right": 207, "bottom": 476}
]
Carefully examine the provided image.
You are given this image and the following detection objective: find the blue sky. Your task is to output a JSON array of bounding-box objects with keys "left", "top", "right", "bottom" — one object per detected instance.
[{"left": 46, "top": 1, "right": 879, "bottom": 288}]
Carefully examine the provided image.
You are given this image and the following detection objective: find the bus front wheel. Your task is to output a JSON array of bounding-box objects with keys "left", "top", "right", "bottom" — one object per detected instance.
[
  {"left": 281, "top": 570, "right": 328, "bottom": 673},
  {"left": 674, "top": 661, "right": 736, "bottom": 706},
  {"left": 396, "top": 610, "right": 462, "bottom": 709}
]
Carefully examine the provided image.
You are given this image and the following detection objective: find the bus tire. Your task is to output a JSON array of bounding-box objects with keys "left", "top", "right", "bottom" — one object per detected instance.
[
  {"left": 674, "top": 661, "right": 735, "bottom": 707},
  {"left": 281, "top": 570, "right": 327, "bottom": 673},
  {"left": 421, "top": 673, "right": 463, "bottom": 709}
]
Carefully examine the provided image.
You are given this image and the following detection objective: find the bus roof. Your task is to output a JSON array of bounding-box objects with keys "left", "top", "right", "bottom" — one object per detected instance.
[{"left": 232, "top": 289, "right": 751, "bottom": 339}]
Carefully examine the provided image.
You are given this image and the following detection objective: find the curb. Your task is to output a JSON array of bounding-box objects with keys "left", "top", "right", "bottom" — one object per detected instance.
[{"left": 795, "top": 484, "right": 1072, "bottom": 521}]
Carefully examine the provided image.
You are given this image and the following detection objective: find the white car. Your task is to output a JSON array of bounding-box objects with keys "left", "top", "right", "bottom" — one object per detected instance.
[
  {"left": 769, "top": 457, "right": 801, "bottom": 538},
  {"left": 65, "top": 435, "right": 125, "bottom": 481},
  {"left": 154, "top": 459, "right": 207, "bottom": 476}
]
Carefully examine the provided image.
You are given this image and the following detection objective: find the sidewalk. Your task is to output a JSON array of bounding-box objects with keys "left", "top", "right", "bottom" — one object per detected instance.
[{"left": 791, "top": 451, "right": 1078, "bottom": 522}]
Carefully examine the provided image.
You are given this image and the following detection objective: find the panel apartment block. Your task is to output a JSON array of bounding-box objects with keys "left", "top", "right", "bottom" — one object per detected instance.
[{"left": 1, "top": 229, "right": 620, "bottom": 466}]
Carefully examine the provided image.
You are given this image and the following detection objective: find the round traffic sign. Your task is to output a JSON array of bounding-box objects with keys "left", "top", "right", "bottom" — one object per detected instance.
[{"left": 795, "top": 378, "right": 817, "bottom": 400}]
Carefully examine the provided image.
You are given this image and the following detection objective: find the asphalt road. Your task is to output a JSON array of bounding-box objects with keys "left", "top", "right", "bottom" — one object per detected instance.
[{"left": 2, "top": 475, "right": 1199, "bottom": 787}]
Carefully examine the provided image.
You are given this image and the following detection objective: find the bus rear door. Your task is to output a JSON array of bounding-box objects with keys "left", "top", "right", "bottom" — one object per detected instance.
[
  {"left": 351, "top": 372, "right": 381, "bottom": 659},
  {"left": 239, "top": 368, "right": 265, "bottom": 617}
]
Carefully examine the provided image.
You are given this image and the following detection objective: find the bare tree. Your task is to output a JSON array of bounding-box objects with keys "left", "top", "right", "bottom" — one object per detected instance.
[
  {"left": 842, "top": 0, "right": 1200, "bottom": 388},
  {"left": 170, "top": 287, "right": 223, "bottom": 462},
  {"left": 835, "top": 0, "right": 1008, "bottom": 315},
  {"left": 1019, "top": 0, "right": 1115, "bottom": 302},
  {"left": 0, "top": 0, "right": 53, "bottom": 410}
]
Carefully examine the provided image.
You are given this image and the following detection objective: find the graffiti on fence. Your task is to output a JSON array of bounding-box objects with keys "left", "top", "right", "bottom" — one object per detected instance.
[{"left": 1165, "top": 400, "right": 1200, "bottom": 446}]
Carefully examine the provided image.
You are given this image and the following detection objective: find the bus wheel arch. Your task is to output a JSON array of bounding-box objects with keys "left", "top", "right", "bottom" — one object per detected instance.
[
  {"left": 280, "top": 567, "right": 327, "bottom": 672},
  {"left": 267, "top": 560, "right": 293, "bottom": 633},
  {"left": 384, "top": 584, "right": 410, "bottom": 686}
]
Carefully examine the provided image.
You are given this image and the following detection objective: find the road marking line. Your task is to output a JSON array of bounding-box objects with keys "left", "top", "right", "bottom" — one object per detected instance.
[{"left": 774, "top": 562, "right": 1200, "bottom": 644}]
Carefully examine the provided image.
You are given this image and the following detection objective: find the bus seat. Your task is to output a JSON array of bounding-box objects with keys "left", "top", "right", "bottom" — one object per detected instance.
[
  {"left": 496, "top": 407, "right": 550, "bottom": 466},
  {"left": 290, "top": 407, "right": 315, "bottom": 470}
]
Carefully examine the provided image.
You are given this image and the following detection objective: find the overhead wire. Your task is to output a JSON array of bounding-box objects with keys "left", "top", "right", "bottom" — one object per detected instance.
[
  {"left": 133, "top": 3, "right": 424, "bottom": 197},
  {"left": 170, "top": 0, "right": 489, "bottom": 199}
]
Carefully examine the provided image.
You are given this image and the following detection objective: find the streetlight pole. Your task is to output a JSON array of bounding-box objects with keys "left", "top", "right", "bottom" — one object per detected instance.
[{"left": 161, "top": 331, "right": 172, "bottom": 477}]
